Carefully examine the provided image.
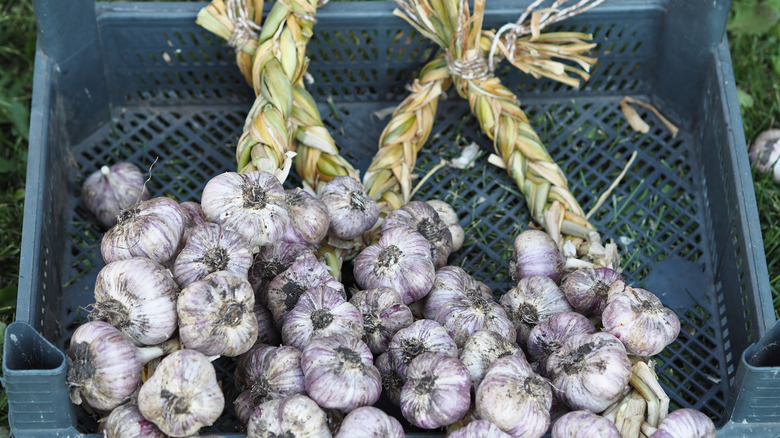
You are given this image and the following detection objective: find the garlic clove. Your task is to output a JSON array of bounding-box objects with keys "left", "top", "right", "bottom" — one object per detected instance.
[
  {"left": 526, "top": 311, "right": 596, "bottom": 374},
  {"left": 103, "top": 402, "right": 166, "bottom": 438},
  {"left": 400, "top": 352, "right": 471, "bottom": 429},
  {"left": 382, "top": 200, "right": 453, "bottom": 269},
  {"left": 387, "top": 319, "right": 458, "bottom": 379},
  {"left": 423, "top": 265, "right": 492, "bottom": 320},
  {"left": 82, "top": 162, "right": 150, "bottom": 229},
  {"left": 551, "top": 410, "right": 621, "bottom": 438},
  {"left": 246, "top": 395, "right": 331, "bottom": 438},
  {"left": 500, "top": 275, "right": 573, "bottom": 345},
  {"left": 560, "top": 267, "right": 624, "bottom": 316},
  {"left": 138, "top": 349, "right": 224, "bottom": 437},
  {"left": 334, "top": 406, "right": 404, "bottom": 438},
  {"left": 281, "top": 188, "right": 331, "bottom": 245},
  {"left": 281, "top": 285, "right": 364, "bottom": 351},
  {"left": 459, "top": 329, "right": 524, "bottom": 389},
  {"left": 349, "top": 287, "right": 414, "bottom": 355},
  {"left": 512, "top": 229, "right": 566, "bottom": 282},
  {"left": 173, "top": 222, "right": 253, "bottom": 288},
  {"left": 447, "top": 420, "right": 511, "bottom": 438},
  {"left": 321, "top": 175, "right": 380, "bottom": 240}
]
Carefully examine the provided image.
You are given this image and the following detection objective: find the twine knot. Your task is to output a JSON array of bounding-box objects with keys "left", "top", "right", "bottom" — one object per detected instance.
[
  {"left": 445, "top": 53, "right": 490, "bottom": 81},
  {"left": 226, "top": 0, "right": 263, "bottom": 49}
]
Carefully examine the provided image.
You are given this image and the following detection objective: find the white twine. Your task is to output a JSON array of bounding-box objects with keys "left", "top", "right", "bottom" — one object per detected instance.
[{"left": 226, "top": 0, "right": 263, "bottom": 49}]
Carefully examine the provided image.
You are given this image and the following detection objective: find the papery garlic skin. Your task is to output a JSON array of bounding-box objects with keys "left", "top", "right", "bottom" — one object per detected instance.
[
  {"left": 400, "top": 353, "right": 471, "bottom": 429},
  {"left": 448, "top": 420, "right": 512, "bottom": 438},
  {"left": 282, "top": 285, "right": 364, "bottom": 351},
  {"left": 349, "top": 287, "right": 414, "bottom": 354},
  {"left": 248, "top": 242, "right": 312, "bottom": 300},
  {"left": 435, "top": 295, "right": 515, "bottom": 348},
  {"left": 459, "top": 330, "right": 523, "bottom": 388},
  {"left": 476, "top": 355, "right": 552, "bottom": 438},
  {"left": 101, "top": 197, "right": 185, "bottom": 265},
  {"left": 91, "top": 257, "right": 178, "bottom": 346},
  {"left": 388, "top": 319, "right": 458, "bottom": 379},
  {"left": 301, "top": 334, "right": 381, "bottom": 412},
  {"left": 335, "top": 406, "right": 404, "bottom": 438},
  {"left": 321, "top": 176, "right": 380, "bottom": 240},
  {"left": 560, "top": 267, "right": 624, "bottom": 316},
  {"left": 177, "top": 271, "right": 258, "bottom": 357},
  {"left": 282, "top": 188, "right": 331, "bottom": 245},
  {"left": 602, "top": 281, "right": 681, "bottom": 357},
  {"left": 354, "top": 227, "right": 435, "bottom": 305},
  {"left": 512, "top": 230, "right": 565, "bottom": 282},
  {"left": 234, "top": 344, "right": 306, "bottom": 405},
  {"left": 546, "top": 332, "right": 632, "bottom": 413},
  {"left": 82, "top": 163, "right": 150, "bottom": 229},
  {"left": 66, "top": 321, "right": 143, "bottom": 411},
  {"left": 173, "top": 222, "right": 253, "bottom": 288},
  {"left": 103, "top": 403, "right": 166, "bottom": 438},
  {"left": 200, "top": 170, "right": 290, "bottom": 251},
  {"left": 527, "top": 312, "right": 596, "bottom": 374},
  {"left": 138, "top": 350, "right": 224, "bottom": 437},
  {"left": 424, "top": 266, "right": 493, "bottom": 320},
  {"left": 233, "top": 390, "right": 256, "bottom": 428},
  {"left": 649, "top": 408, "right": 716, "bottom": 438},
  {"left": 500, "top": 275, "right": 573, "bottom": 345},
  {"left": 375, "top": 352, "right": 403, "bottom": 406},
  {"left": 382, "top": 201, "right": 453, "bottom": 269},
  {"left": 246, "top": 395, "right": 330, "bottom": 438},
  {"left": 551, "top": 410, "right": 621, "bottom": 438}
]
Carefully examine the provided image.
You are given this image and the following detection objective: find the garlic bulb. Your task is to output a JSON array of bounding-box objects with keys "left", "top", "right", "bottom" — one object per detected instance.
[
  {"left": 500, "top": 275, "right": 573, "bottom": 345},
  {"left": 560, "top": 267, "right": 624, "bottom": 316},
  {"left": 282, "top": 188, "right": 330, "bottom": 245},
  {"left": 265, "top": 252, "right": 344, "bottom": 326},
  {"left": 301, "top": 334, "right": 381, "bottom": 412},
  {"left": 423, "top": 265, "right": 492, "bottom": 320},
  {"left": 400, "top": 353, "right": 471, "bottom": 429},
  {"left": 101, "top": 196, "right": 186, "bottom": 265},
  {"left": 602, "top": 281, "right": 680, "bottom": 357},
  {"left": 91, "top": 257, "right": 178, "bottom": 346},
  {"left": 282, "top": 285, "right": 364, "bottom": 351},
  {"left": 173, "top": 222, "right": 253, "bottom": 288},
  {"left": 382, "top": 200, "right": 453, "bottom": 268},
  {"left": 321, "top": 175, "right": 380, "bottom": 240},
  {"left": 253, "top": 301, "right": 281, "bottom": 346},
  {"left": 234, "top": 344, "right": 306, "bottom": 405},
  {"left": 527, "top": 312, "right": 596, "bottom": 374},
  {"left": 349, "top": 287, "right": 414, "bottom": 354},
  {"left": 103, "top": 403, "right": 166, "bottom": 438},
  {"left": 177, "top": 271, "right": 258, "bottom": 357},
  {"left": 233, "top": 390, "right": 256, "bottom": 428},
  {"left": 354, "top": 227, "right": 435, "bottom": 305},
  {"left": 476, "top": 355, "right": 552, "bottom": 438},
  {"left": 138, "top": 349, "right": 224, "bottom": 437},
  {"left": 448, "top": 420, "right": 511, "bottom": 438},
  {"left": 200, "top": 170, "right": 290, "bottom": 250},
  {"left": 375, "top": 352, "right": 403, "bottom": 406},
  {"left": 426, "top": 199, "right": 464, "bottom": 252},
  {"left": 82, "top": 163, "right": 150, "bottom": 229},
  {"left": 459, "top": 329, "right": 523, "bottom": 388},
  {"left": 335, "top": 406, "right": 404, "bottom": 438},
  {"left": 179, "top": 201, "right": 207, "bottom": 245},
  {"left": 749, "top": 129, "right": 780, "bottom": 184},
  {"left": 388, "top": 319, "right": 458, "bottom": 379},
  {"left": 248, "top": 241, "right": 312, "bottom": 300},
  {"left": 246, "top": 395, "right": 330, "bottom": 438},
  {"left": 512, "top": 230, "right": 565, "bottom": 282},
  {"left": 546, "top": 332, "right": 632, "bottom": 412},
  {"left": 435, "top": 294, "right": 515, "bottom": 348},
  {"left": 551, "top": 410, "right": 621, "bottom": 438},
  {"left": 649, "top": 408, "right": 716, "bottom": 438}
]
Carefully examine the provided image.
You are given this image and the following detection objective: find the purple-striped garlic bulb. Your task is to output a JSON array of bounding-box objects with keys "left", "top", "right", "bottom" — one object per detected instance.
[
  {"left": 281, "top": 188, "right": 330, "bottom": 245},
  {"left": 448, "top": 420, "right": 511, "bottom": 438},
  {"left": 375, "top": 352, "right": 403, "bottom": 406},
  {"left": 511, "top": 229, "right": 566, "bottom": 282},
  {"left": 321, "top": 176, "right": 380, "bottom": 240},
  {"left": 602, "top": 280, "right": 680, "bottom": 357},
  {"left": 560, "top": 267, "right": 624, "bottom": 316},
  {"left": 179, "top": 201, "right": 207, "bottom": 246},
  {"left": 527, "top": 311, "right": 596, "bottom": 374},
  {"left": 301, "top": 334, "right": 381, "bottom": 412},
  {"left": 234, "top": 344, "right": 306, "bottom": 406},
  {"left": 476, "top": 355, "right": 552, "bottom": 438},
  {"left": 551, "top": 410, "right": 621, "bottom": 438},
  {"left": 500, "top": 275, "right": 573, "bottom": 345},
  {"left": 349, "top": 287, "right": 414, "bottom": 354},
  {"left": 200, "top": 170, "right": 290, "bottom": 251},
  {"left": 382, "top": 200, "right": 453, "bottom": 269},
  {"left": 82, "top": 162, "right": 150, "bottom": 229},
  {"left": 335, "top": 406, "right": 405, "bottom": 438},
  {"left": 459, "top": 329, "right": 523, "bottom": 388},
  {"left": 423, "top": 266, "right": 493, "bottom": 320},
  {"left": 387, "top": 319, "right": 458, "bottom": 379},
  {"left": 172, "top": 222, "right": 253, "bottom": 288},
  {"left": 248, "top": 241, "right": 312, "bottom": 301},
  {"left": 400, "top": 353, "right": 471, "bottom": 429},
  {"left": 281, "top": 285, "right": 363, "bottom": 351},
  {"left": 265, "top": 252, "right": 344, "bottom": 326},
  {"left": 177, "top": 271, "right": 258, "bottom": 357},
  {"left": 252, "top": 301, "right": 281, "bottom": 346},
  {"left": 101, "top": 196, "right": 186, "bottom": 265},
  {"left": 354, "top": 227, "right": 435, "bottom": 305},
  {"left": 435, "top": 294, "right": 515, "bottom": 348},
  {"left": 90, "top": 257, "right": 178, "bottom": 346},
  {"left": 103, "top": 403, "right": 166, "bottom": 438},
  {"left": 546, "top": 332, "right": 632, "bottom": 412},
  {"left": 246, "top": 395, "right": 330, "bottom": 438},
  {"left": 426, "top": 199, "right": 464, "bottom": 251},
  {"left": 138, "top": 350, "right": 224, "bottom": 437},
  {"left": 649, "top": 408, "right": 716, "bottom": 438}
]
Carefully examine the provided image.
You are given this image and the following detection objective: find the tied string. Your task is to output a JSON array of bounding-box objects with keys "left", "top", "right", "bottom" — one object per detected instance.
[
  {"left": 445, "top": 0, "right": 490, "bottom": 81},
  {"left": 226, "top": 0, "right": 263, "bottom": 48}
]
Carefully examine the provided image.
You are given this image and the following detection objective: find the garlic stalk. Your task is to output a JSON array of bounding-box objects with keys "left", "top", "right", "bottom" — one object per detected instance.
[
  {"left": 382, "top": 200, "right": 453, "bottom": 268},
  {"left": 81, "top": 162, "right": 150, "bottom": 229},
  {"left": 281, "top": 285, "right": 364, "bottom": 351},
  {"left": 173, "top": 222, "right": 253, "bottom": 288},
  {"left": 400, "top": 352, "right": 471, "bottom": 429},
  {"left": 348, "top": 287, "right": 414, "bottom": 355}
]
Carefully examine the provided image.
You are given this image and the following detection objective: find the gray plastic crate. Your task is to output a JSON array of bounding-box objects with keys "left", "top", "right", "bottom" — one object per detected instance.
[{"left": 4, "top": 0, "right": 780, "bottom": 436}]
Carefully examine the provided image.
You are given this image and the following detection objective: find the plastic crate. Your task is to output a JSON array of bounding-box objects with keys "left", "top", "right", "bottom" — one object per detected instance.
[{"left": 4, "top": 0, "right": 780, "bottom": 436}]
